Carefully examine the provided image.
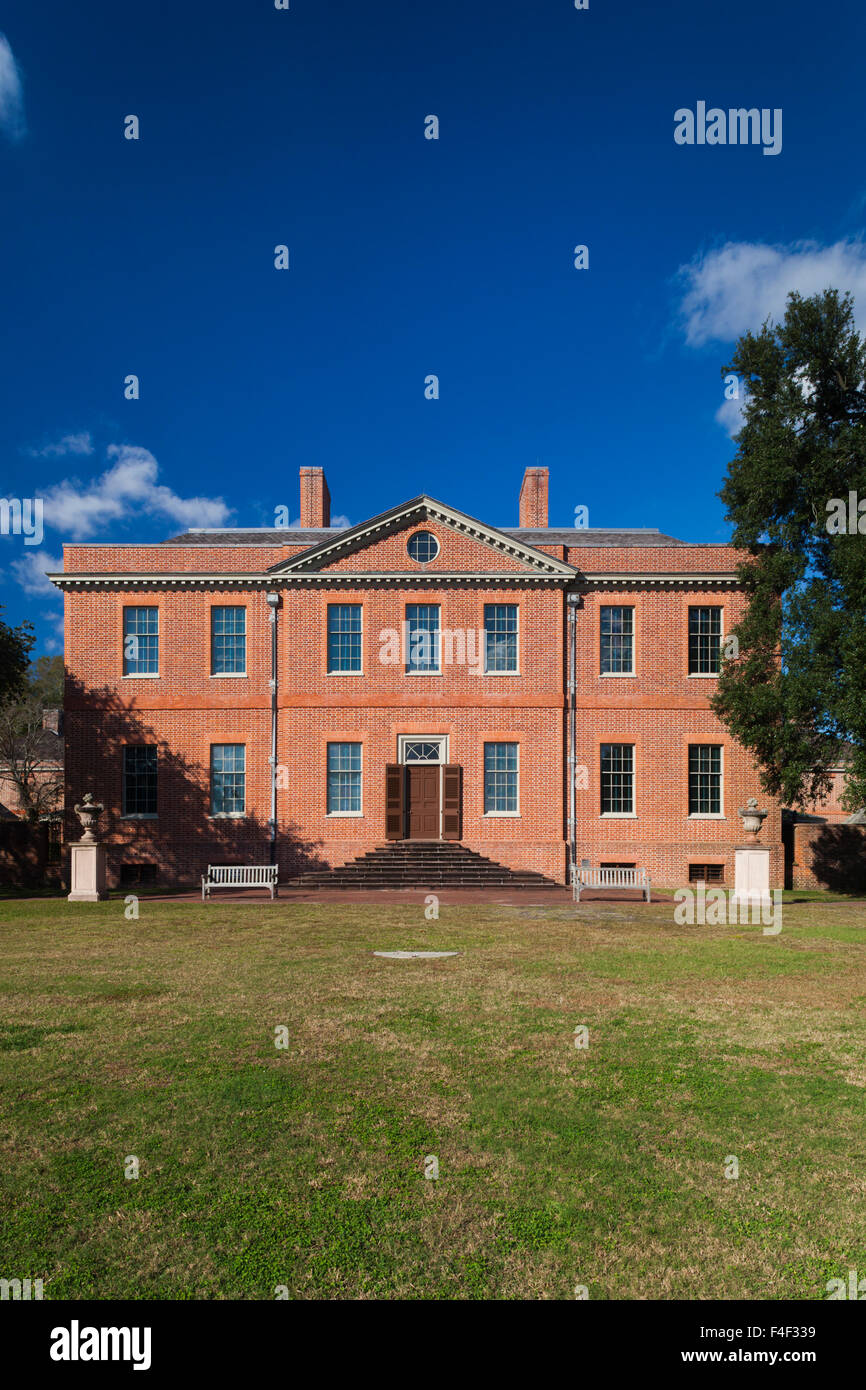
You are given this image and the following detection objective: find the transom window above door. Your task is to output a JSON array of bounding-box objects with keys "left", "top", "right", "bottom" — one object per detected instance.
[
  {"left": 398, "top": 735, "right": 449, "bottom": 764},
  {"left": 403, "top": 740, "right": 442, "bottom": 763}
]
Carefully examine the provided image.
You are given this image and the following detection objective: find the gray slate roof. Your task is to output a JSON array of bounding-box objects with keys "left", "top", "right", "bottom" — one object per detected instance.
[{"left": 165, "top": 526, "right": 686, "bottom": 549}]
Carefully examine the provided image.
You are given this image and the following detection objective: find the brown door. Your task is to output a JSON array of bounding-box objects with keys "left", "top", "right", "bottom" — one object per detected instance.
[
  {"left": 442, "top": 765, "right": 462, "bottom": 840},
  {"left": 385, "top": 764, "right": 405, "bottom": 840},
  {"left": 407, "top": 766, "right": 440, "bottom": 839}
]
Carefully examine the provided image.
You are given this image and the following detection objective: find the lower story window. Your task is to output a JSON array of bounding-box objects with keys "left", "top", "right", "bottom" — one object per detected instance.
[
  {"left": 327, "top": 742, "right": 362, "bottom": 813},
  {"left": 211, "top": 744, "right": 245, "bottom": 815},
  {"left": 122, "top": 745, "right": 157, "bottom": 815},
  {"left": 601, "top": 743, "right": 634, "bottom": 814},
  {"left": 484, "top": 742, "right": 518, "bottom": 813},
  {"left": 689, "top": 744, "right": 722, "bottom": 815}
]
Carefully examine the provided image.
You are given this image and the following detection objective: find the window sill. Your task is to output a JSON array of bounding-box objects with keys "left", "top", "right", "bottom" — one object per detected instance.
[
  {"left": 210, "top": 672, "right": 248, "bottom": 679},
  {"left": 121, "top": 814, "right": 158, "bottom": 821},
  {"left": 600, "top": 812, "right": 637, "bottom": 819},
  {"left": 327, "top": 670, "right": 364, "bottom": 677},
  {"left": 208, "top": 813, "right": 246, "bottom": 820},
  {"left": 122, "top": 673, "right": 160, "bottom": 679},
  {"left": 405, "top": 670, "right": 443, "bottom": 677},
  {"left": 599, "top": 671, "right": 636, "bottom": 678},
  {"left": 482, "top": 670, "right": 520, "bottom": 677},
  {"left": 483, "top": 811, "right": 521, "bottom": 818},
  {"left": 326, "top": 811, "right": 364, "bottom": 818},
  {"left": 687, "top": 673, "right": 719, "bottom": 679},
  {"left": 688, "top": 814, "right": 726, "bottom": 820}
]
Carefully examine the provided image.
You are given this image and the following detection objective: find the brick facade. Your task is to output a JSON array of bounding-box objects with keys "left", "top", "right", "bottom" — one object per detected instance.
[{"left": 55, "top": 468, "right": 784, "bottom": 890}]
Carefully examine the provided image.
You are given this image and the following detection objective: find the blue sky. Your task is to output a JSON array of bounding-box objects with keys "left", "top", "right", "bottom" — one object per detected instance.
[{"left": 2, "top": 0, "right": 866, "bottom": 655}]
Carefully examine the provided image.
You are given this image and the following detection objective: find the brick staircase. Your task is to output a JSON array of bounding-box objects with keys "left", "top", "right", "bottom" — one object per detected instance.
[{"left": 289, "top": 840, "right": 562, "bottom": 890}]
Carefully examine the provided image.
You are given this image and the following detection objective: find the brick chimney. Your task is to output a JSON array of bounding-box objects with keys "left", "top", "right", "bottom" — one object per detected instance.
[
  {"left": 299, "top": 467, "right": 331, "bottom": 528},
  {"left": 518, "top": 466, "right": 549, "bottom": 528},
  {"left": 42, "top": 707, "right": 62, "bottom": 734}
]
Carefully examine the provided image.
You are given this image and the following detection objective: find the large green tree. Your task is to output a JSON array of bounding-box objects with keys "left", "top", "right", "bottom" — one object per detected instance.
[
  {"left": 28, "top": 653, "right": 64, "bottom": 705},
  {"left": 714, "top": 289, "right": 866, "bottom": 811},
  {"left": 0, "top": 605, "right": 34, "bottom": 707}
]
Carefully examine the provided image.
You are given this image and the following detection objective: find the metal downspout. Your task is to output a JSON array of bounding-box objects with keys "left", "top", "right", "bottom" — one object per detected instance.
[
  {"left": 567, "top": 592, "right": 579, "bottom": 887},
  {"left": 266, "top": 592, "right": 280, "bottom": 865}
]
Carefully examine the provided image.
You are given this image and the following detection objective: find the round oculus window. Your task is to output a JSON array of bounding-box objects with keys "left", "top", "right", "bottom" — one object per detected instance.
[{"left": 407, "top": 530, "right": 439, "bottom": 563}]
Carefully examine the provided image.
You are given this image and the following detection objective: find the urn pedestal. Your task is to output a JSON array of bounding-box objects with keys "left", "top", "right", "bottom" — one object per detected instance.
[
  {"left": 68, "top": 842, "right": 108, "bottom": 902},
  {"left": 732, "top": 846, "right": 771, "bottom": 910}
]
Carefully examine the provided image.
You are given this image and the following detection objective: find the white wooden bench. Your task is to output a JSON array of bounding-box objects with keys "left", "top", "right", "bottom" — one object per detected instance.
[
  {"left": 573, "top": 865, "right": 651, "bottom": 902},
  {"left": 201, "top": 864, "right": 279, "bottom": 900}
]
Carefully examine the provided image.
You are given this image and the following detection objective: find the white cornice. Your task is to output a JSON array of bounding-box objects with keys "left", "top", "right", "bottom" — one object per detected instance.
[
  {"left": 48, "top": 571, "right": 574, "bottom": 589},
  {"left": 48, "top": 569, "right": 742, "bottom": 591},
  {"left": 584, "top": 572, "right": 740, "bottom": 588}
]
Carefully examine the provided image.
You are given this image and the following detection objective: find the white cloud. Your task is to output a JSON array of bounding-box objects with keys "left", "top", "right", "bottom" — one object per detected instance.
[
  {"left": 715, "top": 394, "right": 746, "bottom": 439},
  {"left": 10, "top": 550, "right": 62, "bottom": 597},
  {"left": 40, "top": 444, "right": 233, "bottom": 538},
  {"left": 27, "top": 432, "right": 94, "bottom": 459},
  {"left": 679, "top": 239, "right": 866, "bottom": 348},
  {"left": 0, "top": 34, "right": 25, "bottom": 142}
]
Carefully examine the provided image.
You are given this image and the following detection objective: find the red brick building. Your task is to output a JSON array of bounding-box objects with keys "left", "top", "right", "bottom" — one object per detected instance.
[{"left": 51, "top": 466, "right": 784, "bottom": 889}]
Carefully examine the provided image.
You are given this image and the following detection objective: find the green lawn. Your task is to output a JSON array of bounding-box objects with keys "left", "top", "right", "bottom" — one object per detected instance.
[{"left": 1, "top": 895, "right": 864, "bottom": 1300}]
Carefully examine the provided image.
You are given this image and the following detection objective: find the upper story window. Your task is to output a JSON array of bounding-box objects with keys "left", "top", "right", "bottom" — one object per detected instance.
[
  {"left": 122, "top": 745, "right": 157, "bottom": 816},
  {"left": 600, "top": 606, "right": 634, "bottom": 675},
  {"left": 211, "top": 606, "right": 246, "bottom": 675},
  {"left": 601, "top": 743, "right": 634, "bottom": 815},
  {"left": 484, "top": 604, "right": 518, "bottom": 673},
  {"left": 327, "top": 604, "right": 362, "bottom": 673},
  {"left": 688, "top": 606, "right": 723, "bottom": 675},
  {"left": 406, "top": 603, "right": 440, "bottom": 673},
  {"left": 123, "top": 607, "right": 158, "bottom": 676},
  {"left": 407, "top": 531, "right": 439, "bottom": 563},
  {"left": 211, "top": 744, "right": 245, "bottom": 816},
  {"left": 688, "top": 744, "right": 722, "bottom": 815}
]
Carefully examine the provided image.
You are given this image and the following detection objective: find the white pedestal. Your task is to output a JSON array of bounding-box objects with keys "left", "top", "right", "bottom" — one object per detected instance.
[
  {"left": 68, "top": 842, "right": 108, "bottom": 902},
  {"left": 732, "top": 846, "right": 771, "bottom": 908}
]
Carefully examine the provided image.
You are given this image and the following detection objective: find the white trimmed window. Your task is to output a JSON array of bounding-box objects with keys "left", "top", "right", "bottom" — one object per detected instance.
[
  {"left": 600, "top": 606, "right": 634, "bottom": 674},
  {"left": 601, "top": 743, "right": 634, "bottom": 815},
  {"left": 688, "top": 744, "right": 722, "bottom": 815},
  {"left": 484, "top": 742, "right": 519, "bottom": 814},
  {"left": 327, "top": 742, "right": 362, "bottom": 814},
  {"left": 327, "top": 604, "right": 362, "bottom": 673},
  {"left": 211, "top": 606, "right": 246, "bottom": 674},
  {"left": 484, "top": 604, "right": 518, "bottom": 673},
  {"left": 406, "top": 604, "right": 440, "bottom": 673},
  {"left": 211, "top": 745, "right": 245, "bottom": 815}
]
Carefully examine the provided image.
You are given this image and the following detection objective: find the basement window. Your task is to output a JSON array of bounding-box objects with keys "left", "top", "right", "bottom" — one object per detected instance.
[
  {"left": 120, "top": 863, "right": 158, "bottom": 886},
  {"left": 688, "top": 863, "right": 724, "bottom": 885}
]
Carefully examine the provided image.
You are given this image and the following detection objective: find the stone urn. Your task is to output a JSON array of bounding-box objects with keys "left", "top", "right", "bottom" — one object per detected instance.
[
  {"left": 74, "top": 792, "right": 104, "bottom": 844},
  {"left": 738, "top": 797, "right": 768, "bottom": 842}
]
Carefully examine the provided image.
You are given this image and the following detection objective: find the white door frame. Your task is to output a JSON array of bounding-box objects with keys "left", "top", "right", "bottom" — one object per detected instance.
[{"left": 397, "top": 736, "right": 449, "bottom": 839}]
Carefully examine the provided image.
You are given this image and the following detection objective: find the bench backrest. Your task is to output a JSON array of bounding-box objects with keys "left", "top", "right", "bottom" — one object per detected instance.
[
  {"left": 206, "top": 865, "right": 278, "bottom": 884},
  {"left": 575, "top": 866, "right": 648, "bottom": 889}
]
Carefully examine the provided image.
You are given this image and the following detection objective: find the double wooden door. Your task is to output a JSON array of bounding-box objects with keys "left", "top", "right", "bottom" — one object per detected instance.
[{"left": 385, "top": 764, "right": 462, "bottom": 840}]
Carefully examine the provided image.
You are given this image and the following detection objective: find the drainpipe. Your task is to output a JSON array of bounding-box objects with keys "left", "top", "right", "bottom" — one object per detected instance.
[
  {"left": 266, "top": 591, "right": 281, "bottom": 865},
  {"left": 567, "top": 591, "right": 581, "bottom": 886}
]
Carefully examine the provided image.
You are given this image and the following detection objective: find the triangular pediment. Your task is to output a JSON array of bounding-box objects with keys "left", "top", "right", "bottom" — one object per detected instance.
[{"left": 266, "top": 496, "right": 576, "bottom": 577}]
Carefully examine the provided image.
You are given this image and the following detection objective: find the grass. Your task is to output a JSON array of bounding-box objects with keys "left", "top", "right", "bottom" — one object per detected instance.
[{"left": 0, "top": 894, "right": 864, "bottom": 1300}]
